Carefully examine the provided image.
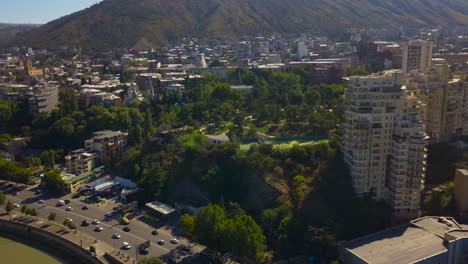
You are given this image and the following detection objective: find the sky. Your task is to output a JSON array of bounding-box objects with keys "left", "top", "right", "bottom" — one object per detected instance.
[{"left": 1, "top": 0, "right": 103, "bottom": 24}]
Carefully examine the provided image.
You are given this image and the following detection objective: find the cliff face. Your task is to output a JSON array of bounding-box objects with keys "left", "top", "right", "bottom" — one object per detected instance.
[{"left": 8, "top": 0, "right": 468, "bottom": 51}]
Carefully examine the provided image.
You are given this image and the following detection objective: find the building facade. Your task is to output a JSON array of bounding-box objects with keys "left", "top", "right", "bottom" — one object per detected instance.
[
  {"left": 28, "top": 83, "right": 59, "bottom": 116},
  {"left": 85, "top": 130, "right": 128, "bottom": 161},
  {"left": 402, "top": 40, "right": 433, "bottom": 73},
  {"left": 65, "top": 149, "right": 95, "bottom": 175},
  {"left": 343, "top": 71, "right": 427, "bottom": 218}
]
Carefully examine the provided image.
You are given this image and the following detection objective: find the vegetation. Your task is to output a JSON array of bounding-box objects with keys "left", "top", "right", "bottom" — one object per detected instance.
[
  {"left": 137, "top": 257, "right": 164, "bottom": 264},
  {"left": 63, "top": 218, "right": 76, "bottom": 229},
  {"left": 5, "top": 201, "right": 14, "bottom": 220},
  {"left": 0, "top": 159, "right": 33, "bottom": 184},
  {"left": 0, "top": 191, "right": 5, "bottom": 206},
  {"left": 48, "top": 212, "right": 57, "bottom": 222},
  {"left": 181, "top": 204, "right": 267, "bottom": 263},
  {"left": 9, "top": 0, "right": 468, "bottom": 51},
  {"left": 42, "top": 170, "right": 64, "bottom": 193}
]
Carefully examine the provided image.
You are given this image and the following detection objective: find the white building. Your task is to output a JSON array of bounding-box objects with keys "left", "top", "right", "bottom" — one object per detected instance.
[
  {"left": 297, "top": 34, "right": 308, "bottom": 60},
  {"left": 28, "top": 82, "right": 59, "bottom": 116},
  {"left": 343, "top": 71, "right": 427, "bottom": 218},
  {"left": 402, "top": 40, "right": 433, "bottom": 73}
]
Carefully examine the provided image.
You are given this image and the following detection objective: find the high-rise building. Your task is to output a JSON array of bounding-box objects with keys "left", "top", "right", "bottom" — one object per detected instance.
[
  {"left": 28, "top": 83, "right": 59, "bottom": 116},
  {"left": 402, "top": 40, "right": 433, "bottom": 73},
  {"left": 297, "top": 34, "right": 308, "bottom": 60},
  {"left": 343, "top": 71, "right": 427, "bottom": 218},
  {"left": 405, "top": 65, "right": 468, "bottom": 142}
]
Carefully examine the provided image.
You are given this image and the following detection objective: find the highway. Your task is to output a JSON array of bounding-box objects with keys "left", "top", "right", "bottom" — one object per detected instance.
[{"left": 0, "top": 180, "right": 202, "bottom": 262}]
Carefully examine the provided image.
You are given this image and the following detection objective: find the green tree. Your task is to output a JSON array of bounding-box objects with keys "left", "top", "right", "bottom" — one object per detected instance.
[
  {"left": 28, "top": 207, "right": 38, "bottom": 217},
  {"left": 40, "top": 150, "right": 56, "bottom": 170},
  {"left": 180, "top": 214, "right": 195, "bottom": 235},
  {"left": 48, "top": 212, "right": 57, "bottom": 222},
  {"left": 138, "top": 257, "right": 163, "bottom": 264},
  {"left": 5, "top": 201, "right": 14, "bottom": 220},
  {"left": 306, "top": 226, "right": 337, "bottom": 262},
  {"left": 59, "top": 89, "right": 78, "bottom": 115},
  {"left": 0, "top": 133, "right": 12, "bottom": 144},
  {"left": 0, "top": 104, "right": 12, "bottom": 122},
  {"left": 0, "top": 191, "right": 5, "bottom": 206},
  {"left": 42, "top": 170, "right": 64, "bottom": 193},
  {"left": 21, "top": 205, "right": 28, "bottom": 214}
]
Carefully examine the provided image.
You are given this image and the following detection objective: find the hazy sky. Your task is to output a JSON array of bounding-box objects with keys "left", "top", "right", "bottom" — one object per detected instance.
[{"left": 2, "top": 0, "right": 103, "bottom": 24}]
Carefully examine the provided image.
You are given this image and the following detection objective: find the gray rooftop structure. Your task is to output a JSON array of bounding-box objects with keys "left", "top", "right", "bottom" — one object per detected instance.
[{"left": 339, "top": 216, "right": 468, "bottom": 264}]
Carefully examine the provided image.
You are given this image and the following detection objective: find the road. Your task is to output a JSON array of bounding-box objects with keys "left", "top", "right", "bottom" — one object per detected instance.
[{"left": 0, "top": 180, "right": 203, "bottom": 261}]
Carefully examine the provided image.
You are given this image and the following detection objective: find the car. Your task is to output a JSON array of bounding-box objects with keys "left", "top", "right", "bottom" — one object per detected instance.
[
  {"left": 181, "top": 245, "right": 191, "bottom": 252},
  {"left": 56, "top": 200, "right": 65, "bottom": 206},
  {"left": 64, "top": 199, "right": 70, "bottom": 204},
  {"left": 92, "top": 219, "right": 100, "bottom": 225},
  {"left": 170, "top": 238, "right": 179, "bottom": 244},
  {"left": 123, "top": 226, "right": 131, "bottom": 232},
  {"left": 94, "top": 226, "right": 103, "bottom": 232},
  {"left": 13, "top": 203, "right": 20, "bottom": 208},
  {"left": 14, "top": 192, "right": 19, "bottom": 195},
  {"left": 113, "top": 206, "right": 120, "bottom": 211},
  {"left": 81, "top": 220, "right": 90, "bottom": 226},
  {"left": 139, "top": 248, "right": 149, "bottom": 255},
  {"left": 112, "top": 233, "right": 121, "bottom": 239},
  {"left": 35, "top": 189, "right": 43, "bottom": 195},
  {"left": 122, "top": 242, "right": 131, "bottom": 250},
  {"left": 81, "top": 205, "right": 88, "bottom": 210},
  {"left": 72, "top": 193, "right": 80, "bottom": 199},
  {"left": 105, "top": 212, "right": 113, "bottom": 217},
  {"left": 38, "top": 199, "right": 45, "bottom": 204},
  {"left": 66, "top": 218, "right": 73, "bottom": 222},
  {"left": 66, "top": 206, "right": 73, "bottom": 211},
  {"left": 151, "top": 230, "right": 159, "bottom": 235},
  {"left": 157, "top": 240, "right": 165, "bottom": 245}
]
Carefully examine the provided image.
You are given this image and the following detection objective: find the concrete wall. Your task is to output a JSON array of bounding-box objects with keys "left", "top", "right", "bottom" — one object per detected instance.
[{"left": 0, "top": 219, "right": 103, "bottom": 264}]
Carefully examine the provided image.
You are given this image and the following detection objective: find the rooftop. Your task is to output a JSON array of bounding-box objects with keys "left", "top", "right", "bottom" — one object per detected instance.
[
  {"left": 145, "top": 201, "right": 176, "bottom": 215},
  {"left": 340, "top": 216, "right": 467, "bottom": 264}
]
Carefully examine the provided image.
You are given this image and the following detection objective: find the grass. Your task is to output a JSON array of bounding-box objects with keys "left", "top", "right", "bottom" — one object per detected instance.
[{"left": 240, "top": 139, "right": 329, "bottom": 151}]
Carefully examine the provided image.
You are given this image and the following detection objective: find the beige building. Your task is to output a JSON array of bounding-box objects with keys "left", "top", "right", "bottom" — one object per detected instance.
[
  {"left": 85, "top": 130, "right": 128, "bottom": 161},
  {"left": 405, "top": 66, "right": 468, "bottom": 142},
  {"left": 402, "top": 40, "right": 433, "bottom": 73},
  {"left": 454, "top": 169, "right": 468, "bottom": 218},
  {"left": 343, "top": 71, "right": 427, "bottom": 218},
  {"left": 65, "top": 149, "right": 95, "bottom": 175}
]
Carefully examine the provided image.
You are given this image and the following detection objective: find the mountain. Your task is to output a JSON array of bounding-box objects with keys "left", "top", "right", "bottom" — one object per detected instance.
[
  {"left": 0, "top": 24, "right": 40, "bottom": 46},
  {"left": 7, "top": 0, "right": 468, "bottom": 51}
]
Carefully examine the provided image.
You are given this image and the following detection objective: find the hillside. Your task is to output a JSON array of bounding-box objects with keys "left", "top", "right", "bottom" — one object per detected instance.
[
  {"left": 7, "top": 0, "right": 468, "bottom": 51},
  {"left": 0, "top": 24, "right": 40, "bottom": 46}
]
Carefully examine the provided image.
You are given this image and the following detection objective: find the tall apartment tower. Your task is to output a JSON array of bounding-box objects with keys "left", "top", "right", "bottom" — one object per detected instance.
[
  {"left": 402, "top": 40, "right": 433, "bottom": 73},
  {"left": 297, "top": 34, "right": 308, "bottom": 60},
  {"left": 405, "top": 65, "right": 468, "bottom": 142},
  {"left": 343, "top": 71, "right": 427, "bottom": 218}
]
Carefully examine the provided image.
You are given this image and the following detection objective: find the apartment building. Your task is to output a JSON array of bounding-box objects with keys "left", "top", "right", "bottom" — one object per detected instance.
[
  {"left": 405, "top": 66, "right": 468, "bottom": 142},
  {"left": 343, "top": 71, "right": 427, "bottom": 218},
  {"left": 402, "top": 40, "right": 433, "bottom": 73},
  {"left": 64, "top": 149, "right": 95, "bottom": 175},
  {"left": 28, "top": 82, "right": 59, "bottom": 116},
  {"left": 85, "top": 130, "right": 128, "bottom": 161}
]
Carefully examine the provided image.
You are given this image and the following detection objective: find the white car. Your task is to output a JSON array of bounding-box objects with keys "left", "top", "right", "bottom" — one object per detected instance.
[
  {"left": 14, "top": 203, "right": 20, "bottom": 208},
  {"left": 122, "top": 242, "right": 131, "bottom": 249},
  {"left": 66, "top": 218, "right": 73, "bottom": 222},
  {"left": 92, "top": 219, "right": 100, "bottom": 225},
  {"left": 112, "top": 233, "right": 121, "bottom": 239},
  {"left": 170, "top": 238, "right": 179, "bottom": 244},
  {"left": 38, "top": 200, "right": 45, "bottom": 204},
  {"left": 66, "top": 206, "right": 73, "bottom": 211},
  {"left": 56, "top": 200, "right": 65, "bottom": 206},
  {"left": 94, "top": 226, "right": 103, "bottom": 232}
]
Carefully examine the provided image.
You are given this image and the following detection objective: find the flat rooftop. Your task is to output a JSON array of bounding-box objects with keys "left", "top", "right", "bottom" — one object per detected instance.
[
  {"left": 340, "top": 216, "right": 465, "bottom": 264},
  {"left": 146, "top": 201, "right": 176, "bottom": 215}
]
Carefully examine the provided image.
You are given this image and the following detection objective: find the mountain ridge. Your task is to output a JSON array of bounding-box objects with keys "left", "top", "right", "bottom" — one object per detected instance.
[{"left": 6, "top": 0, "right": 468, "bottom": 51}]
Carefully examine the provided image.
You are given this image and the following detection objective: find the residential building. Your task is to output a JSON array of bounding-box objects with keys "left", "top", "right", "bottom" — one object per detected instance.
[
  {"left": 454, "top": 169, "right": 468, "bottom": 219},
  {"left": 65, "top": 149, "right": 95, "bottom": 175},
  {"left": 28, "top": 83, "right": 59, "bottom": 116},
  {"left": 297, "top": 35, "right": 308, "bottom": 60},
  {"left": 402, "top": 40, "right": 433, "bottom": 73},
  {"left": 339, "top": 216, "right": 468, "bottom": 264},
  {"left": 85, "top": 130, "right": 128, "bottom": 161},
  {"left": 343, "top": 71, "right": 427, "bottom": 218}
]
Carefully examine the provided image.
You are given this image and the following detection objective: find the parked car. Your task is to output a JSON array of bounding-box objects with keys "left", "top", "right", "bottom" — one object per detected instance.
[
  {"left": 13, "top": 203, "right": 20, "bottom": 208},
  {"left": 81, "top": 205, "right": 88, "bottom": 210},
  {"left": 151, "top": 230, "right": 159, "bottom": 235},
  {"left": 94, "top": 226, "right": 103, "bottom": 232},
  {"left": 56, "top": 200, "right": 65, "bottom": 206},
  {"left": 122, "top": 242, "right": 131, "bottom": 250},
  {"left": 35, "top": 189, "right": 43, "bottom": 195},
  {"left": 112, "top": 233, "right": 121, "bottom": 239},
  {"left": 82, "top": 220, "right": 90, "bottom": 226},
  {"left": 157, "top": 240, "right": 165, "bottom": 245},
  {"left": 66, "top": 206, "right": 73, "bottom": 211},
  {"left": 123, "top": 226, "right": 131, "bottom": 232},
  {"left": 92, "top": 219, "right": 100, "bottom": 225},
  {"left": 170, "top": 238, "right": 179, "bottom": 244},
  {"left": 38, "top": 199, "right": 45, "bottom": 204}
]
